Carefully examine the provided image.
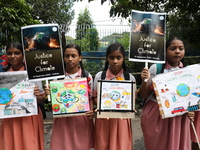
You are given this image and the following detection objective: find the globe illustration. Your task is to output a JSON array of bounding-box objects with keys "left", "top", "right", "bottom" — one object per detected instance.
[
  {"left": 176, "top": 83, "right": 190, "bottom": 96},
  {"left": 0, "top": 88, "right": 12, "bottom": 105}
]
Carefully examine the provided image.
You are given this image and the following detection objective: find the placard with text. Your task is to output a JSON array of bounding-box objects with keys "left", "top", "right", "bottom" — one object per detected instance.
[
  {"left": 21, "top": 24, "right": 65, "bottom": 81},
  {"left": 129, "top": 10, "right": 166, "bottom": 63}
]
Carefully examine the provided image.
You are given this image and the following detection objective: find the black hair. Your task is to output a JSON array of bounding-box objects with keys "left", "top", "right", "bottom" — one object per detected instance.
[
  {"left": 63, "top": 44, "right": 87, "bottom": 77},
  {"left": 103, "top": 43, "right": 127, "bottom": 71},
  {"left": 3, "top": 41, "right": 24, "bottom": 71},
  {"left": 161, "top": 37, "right": 186, "bottom": 72}
]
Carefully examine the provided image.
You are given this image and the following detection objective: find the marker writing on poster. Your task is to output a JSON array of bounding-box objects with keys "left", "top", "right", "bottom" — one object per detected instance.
[{"left": 34, "top": 53, "right": 56, "bottom": 72}]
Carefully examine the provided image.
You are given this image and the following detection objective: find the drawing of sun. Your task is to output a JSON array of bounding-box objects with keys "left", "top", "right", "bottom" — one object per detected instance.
[
  {"left": 104, "top": 100, "right": 112, "bottom": 106},
  {"left": 0, "top": 88, "right": 12, "bottom": 105},
  {"left": 176, "top": 83, "right": 190, "bottom": 97}
]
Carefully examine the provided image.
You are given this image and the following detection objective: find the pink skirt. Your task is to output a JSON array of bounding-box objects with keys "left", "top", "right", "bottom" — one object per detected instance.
[
  {"left": 0, "top": 108, "right": 44, "bottom": 150},
  {"left": 141, "top": 100, "right": 191, "bottom": 150},
  {"left": 191, "top": 111, "right": 200, "bottom": 143},
  {"left": 94, "top": 118, "right": 132, "bottom": 150},
  {"left": 50, "top": 115, "right": 94, "bottom": 150}
]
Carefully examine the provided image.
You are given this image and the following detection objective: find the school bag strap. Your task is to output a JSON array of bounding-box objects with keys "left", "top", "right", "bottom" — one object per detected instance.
[
  {"left": 156, "top": 63, "right": 163, "bottom": 74},
  {"left": 101, "top": 70, "right": 130, "bottom": 80}
]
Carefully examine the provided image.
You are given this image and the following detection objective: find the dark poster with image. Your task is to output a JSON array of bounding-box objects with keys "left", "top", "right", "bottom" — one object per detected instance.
[
  {"left": 129, "top": 10, "right": 166, "bottom": 63},
  {"left": 21, "top": 24, "right": 65, "bottom": 81}
]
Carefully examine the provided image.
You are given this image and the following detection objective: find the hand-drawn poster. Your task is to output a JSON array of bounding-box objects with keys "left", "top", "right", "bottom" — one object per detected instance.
[
  {"left": 129, "top": 10, "right": 166, "bottom": 63},
  {"left": 152, "top": 64, "right": 200, "bottom": 119},
  {"left": 0, "top": 71, "right": 38, "bottom": 118},
  {"left": 97, "top": 80, "right": 136, "bottom": 118},
  {"left": 21, "top": 24, "right": 65, "bottom": 81},
  {"left": 50, "top": 78, "right": 90, "bottom": 118}
]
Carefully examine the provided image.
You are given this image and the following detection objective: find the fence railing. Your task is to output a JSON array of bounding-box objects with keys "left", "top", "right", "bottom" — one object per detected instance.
[{"left": 0, "top": 24, "right": 198, "bottom": 54}]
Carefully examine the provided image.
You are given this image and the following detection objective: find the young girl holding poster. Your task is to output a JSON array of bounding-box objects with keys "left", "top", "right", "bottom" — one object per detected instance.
[
  {"left": 45, "top": 44, "right": 94, "bottom": 150},
  {"left": 0, "top": 42, "right": 45, "bottom": 150},
  {"left": 93, "top": 43, "right": 136, "bottom": 150},
  {"left": 139, "top": 37, "right": 194, "bottom": 150}
]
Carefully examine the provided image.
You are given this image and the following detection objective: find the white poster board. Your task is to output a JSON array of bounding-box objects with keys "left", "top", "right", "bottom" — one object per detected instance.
[
  {"left": 152, "top": 64, "right": 200, "bottom": 119},
  {"left": 97, "top": 80, "right": 136, "bottom": 118},
  {"left": 0, "top": 71, "right": 38, "bottom": 118}
]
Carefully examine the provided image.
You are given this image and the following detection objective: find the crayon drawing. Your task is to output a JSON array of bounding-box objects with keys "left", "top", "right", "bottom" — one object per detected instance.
[
  {"left": 152, "top": 64, "right": 200, "bottom": 119},
  {"left": 97, "top": 80, "right": 136, "bottom": 118},
  {"left": 50, "top": 78, "right": 90, "bottom": 117},
  {"left": 0, "top": 71, "right": 37, "bottom": 119}
]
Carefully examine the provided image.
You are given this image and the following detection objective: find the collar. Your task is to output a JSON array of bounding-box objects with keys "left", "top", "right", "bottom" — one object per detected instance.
[
  {"left": 65, "top": 68, "right": 82, "bottom": 78},
  {"left": 8, "top": 66, "right": 25, "bottom": 71},
  {"left": 106, "top": 68, "right": 124, "bottom": 80},
  {"left": 165, "top": 61, "right": 183, "bottom": 69}
]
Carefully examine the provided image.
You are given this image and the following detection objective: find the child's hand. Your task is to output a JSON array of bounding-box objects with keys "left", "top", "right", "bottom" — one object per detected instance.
[
  {"left": 86, "top": 110, "right": 94, "bottom": 119},
  {"left": 44, "top": 84, "right": 50, "bottom": 96},
  {"left": 34, "top": 86, "right": 40, "bottom": 96},
  {"left": 141, "top": 68, "right": 150, "bottom": 81},
  {"left": 187, "top": 111, "right": 195, "bottom": 122}
]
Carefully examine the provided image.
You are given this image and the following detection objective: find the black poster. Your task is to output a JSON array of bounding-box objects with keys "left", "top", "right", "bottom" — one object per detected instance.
[
  {"left": 21, "top": 24, "right": 65, "bottom": 81},
  {"left": 129, "top": 10, "right": 166, "bottom": 63}
]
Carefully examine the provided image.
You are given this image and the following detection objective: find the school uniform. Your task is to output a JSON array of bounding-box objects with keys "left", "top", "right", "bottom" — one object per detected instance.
[
  {"left": 50, "top": 68, "right": 94, "bottom": 150},
  {"left": 93, "top": 68, "right": 136, "bottom": 150},
  {"left": 141, "top": 62, "right": 191, "bottom": 150}
]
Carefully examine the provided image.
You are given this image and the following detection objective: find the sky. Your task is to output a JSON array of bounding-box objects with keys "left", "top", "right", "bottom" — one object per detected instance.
[{"left": 71, "top": 0, "right": 129, "bottom": 25}]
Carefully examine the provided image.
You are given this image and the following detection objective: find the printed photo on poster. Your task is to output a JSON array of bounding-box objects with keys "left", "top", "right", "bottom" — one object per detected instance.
[
  {"left": 0, "top": 71, "right": 38, "bottom": 119},
  {"left": 21, "top": 24, "right": 65, "bottom": 81},
  {"left": 97, "top": 80, "right": 136, "bottom": 118},
  {"left": 129, "top": 10, "right": 166, "bottom": 63},
  {"left": 152, "top": 64, "right": 200, "bottom": 119},
  {"left": 50, "top": 78, "right": 90, "bottom": 118}
]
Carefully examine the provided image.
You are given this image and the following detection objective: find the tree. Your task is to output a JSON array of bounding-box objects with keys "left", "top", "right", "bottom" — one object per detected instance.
[
  {"left": 76, "top": 7, "right": 93, "bottom": 40},
  {"left": 25, "top": 0, "right": 75, "bottom": 32},
  {"left": 75, "top": 7, "right": 99, "bottom": 51},
  {"left": 0, "top": 0, "right": 40, "bottom": 46},
  {"left": 76, "top": 0, "right": 200, "bottom": 52}
]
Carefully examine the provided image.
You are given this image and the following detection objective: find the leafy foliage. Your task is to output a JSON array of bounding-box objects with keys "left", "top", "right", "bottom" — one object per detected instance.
[
  {"left": 0, "top": 0, "right": 40, "bottom": 45},
  {"left": 76, "top": 7, "right": 99, "bottom": 51},
  {"left": 25, "top": 0, "right": 75, "bottom": 32}
]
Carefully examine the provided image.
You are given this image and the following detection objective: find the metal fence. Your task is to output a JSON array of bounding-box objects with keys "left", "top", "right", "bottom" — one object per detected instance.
[{"left": 0, "top": 24, "right": 198, "bottom": 54}]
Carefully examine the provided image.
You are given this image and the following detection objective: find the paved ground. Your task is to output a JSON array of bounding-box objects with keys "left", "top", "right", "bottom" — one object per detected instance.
[{"left": 44, "top": 111, "right": 145, "bottom": 150}]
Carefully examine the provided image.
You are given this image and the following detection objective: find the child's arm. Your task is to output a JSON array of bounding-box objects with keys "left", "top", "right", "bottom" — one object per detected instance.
[
  {"left": 138, "top": 68, "right": 152, "bottom": 98},
  {"left": 188, "top": 111, "right": 195, "bottom": 122},
  {"left": 34, "top": 86, "right": 45, "bottom": 104}
]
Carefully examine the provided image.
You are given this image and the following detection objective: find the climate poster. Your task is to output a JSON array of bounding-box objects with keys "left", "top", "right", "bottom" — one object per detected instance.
[
  {"left": 129, "top": 10, "right": 166, "bottom": 63},
  {"left": 97, "top": 80, "right": 136, "bottom": 118},
  {"left": 0, "top": 71, "right": 38, "bottom": 119},
  {"left": 152, "top": 64, "right": 200, "bottom": 119},
  {"left": 50, "top": 78, "right": 90, "bottom": 118},
  {"left": 21, "top": 24, "right": 65, "bottom": 81}
]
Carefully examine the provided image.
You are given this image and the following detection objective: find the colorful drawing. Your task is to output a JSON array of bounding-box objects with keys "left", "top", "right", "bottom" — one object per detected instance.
[
  {"left": 98, "top": 80, "right": 134, "bottom": 111},
  {"left": 50, "top": 78, "right": 90, "bottom": 117},
  {"left": 0, "top": 71, "right": 38, "bottom": 119},
  {"left": 152, "top": 64, "right": 200, "bottom": 119}
]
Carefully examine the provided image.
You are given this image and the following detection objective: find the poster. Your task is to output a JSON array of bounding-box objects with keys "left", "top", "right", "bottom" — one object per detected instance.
[
  {"left": 129, "top": 10, "right": 166, "bottom": 63},
  {"left": 97, "top": 80, "right": 136, "bottom": 118},
  {"left": 50, "top": 78, "right": 90, "bottom": 118},
  {"left": 152, "top": 64, "right": 200, "bottom": 119},
  {"left": 21, "top": 24, "right": 65, "bottom": 81},
  {"left": 0, "top": 71, "right": 38, "bottom": 118}
]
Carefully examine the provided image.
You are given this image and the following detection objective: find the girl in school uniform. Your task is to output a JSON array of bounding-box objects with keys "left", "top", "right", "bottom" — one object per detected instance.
[
  {"left": 93, "top": 43, "right": 136, "bottom": 150},
  {"left": 46, "top": 44, "right": 94, "bottom": 150},
  {"left": 139, "top": 37, "right": 194, "bottom": 150},
  {"left": 0, "top": 41, "right": 45, "bottom": 150}
]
